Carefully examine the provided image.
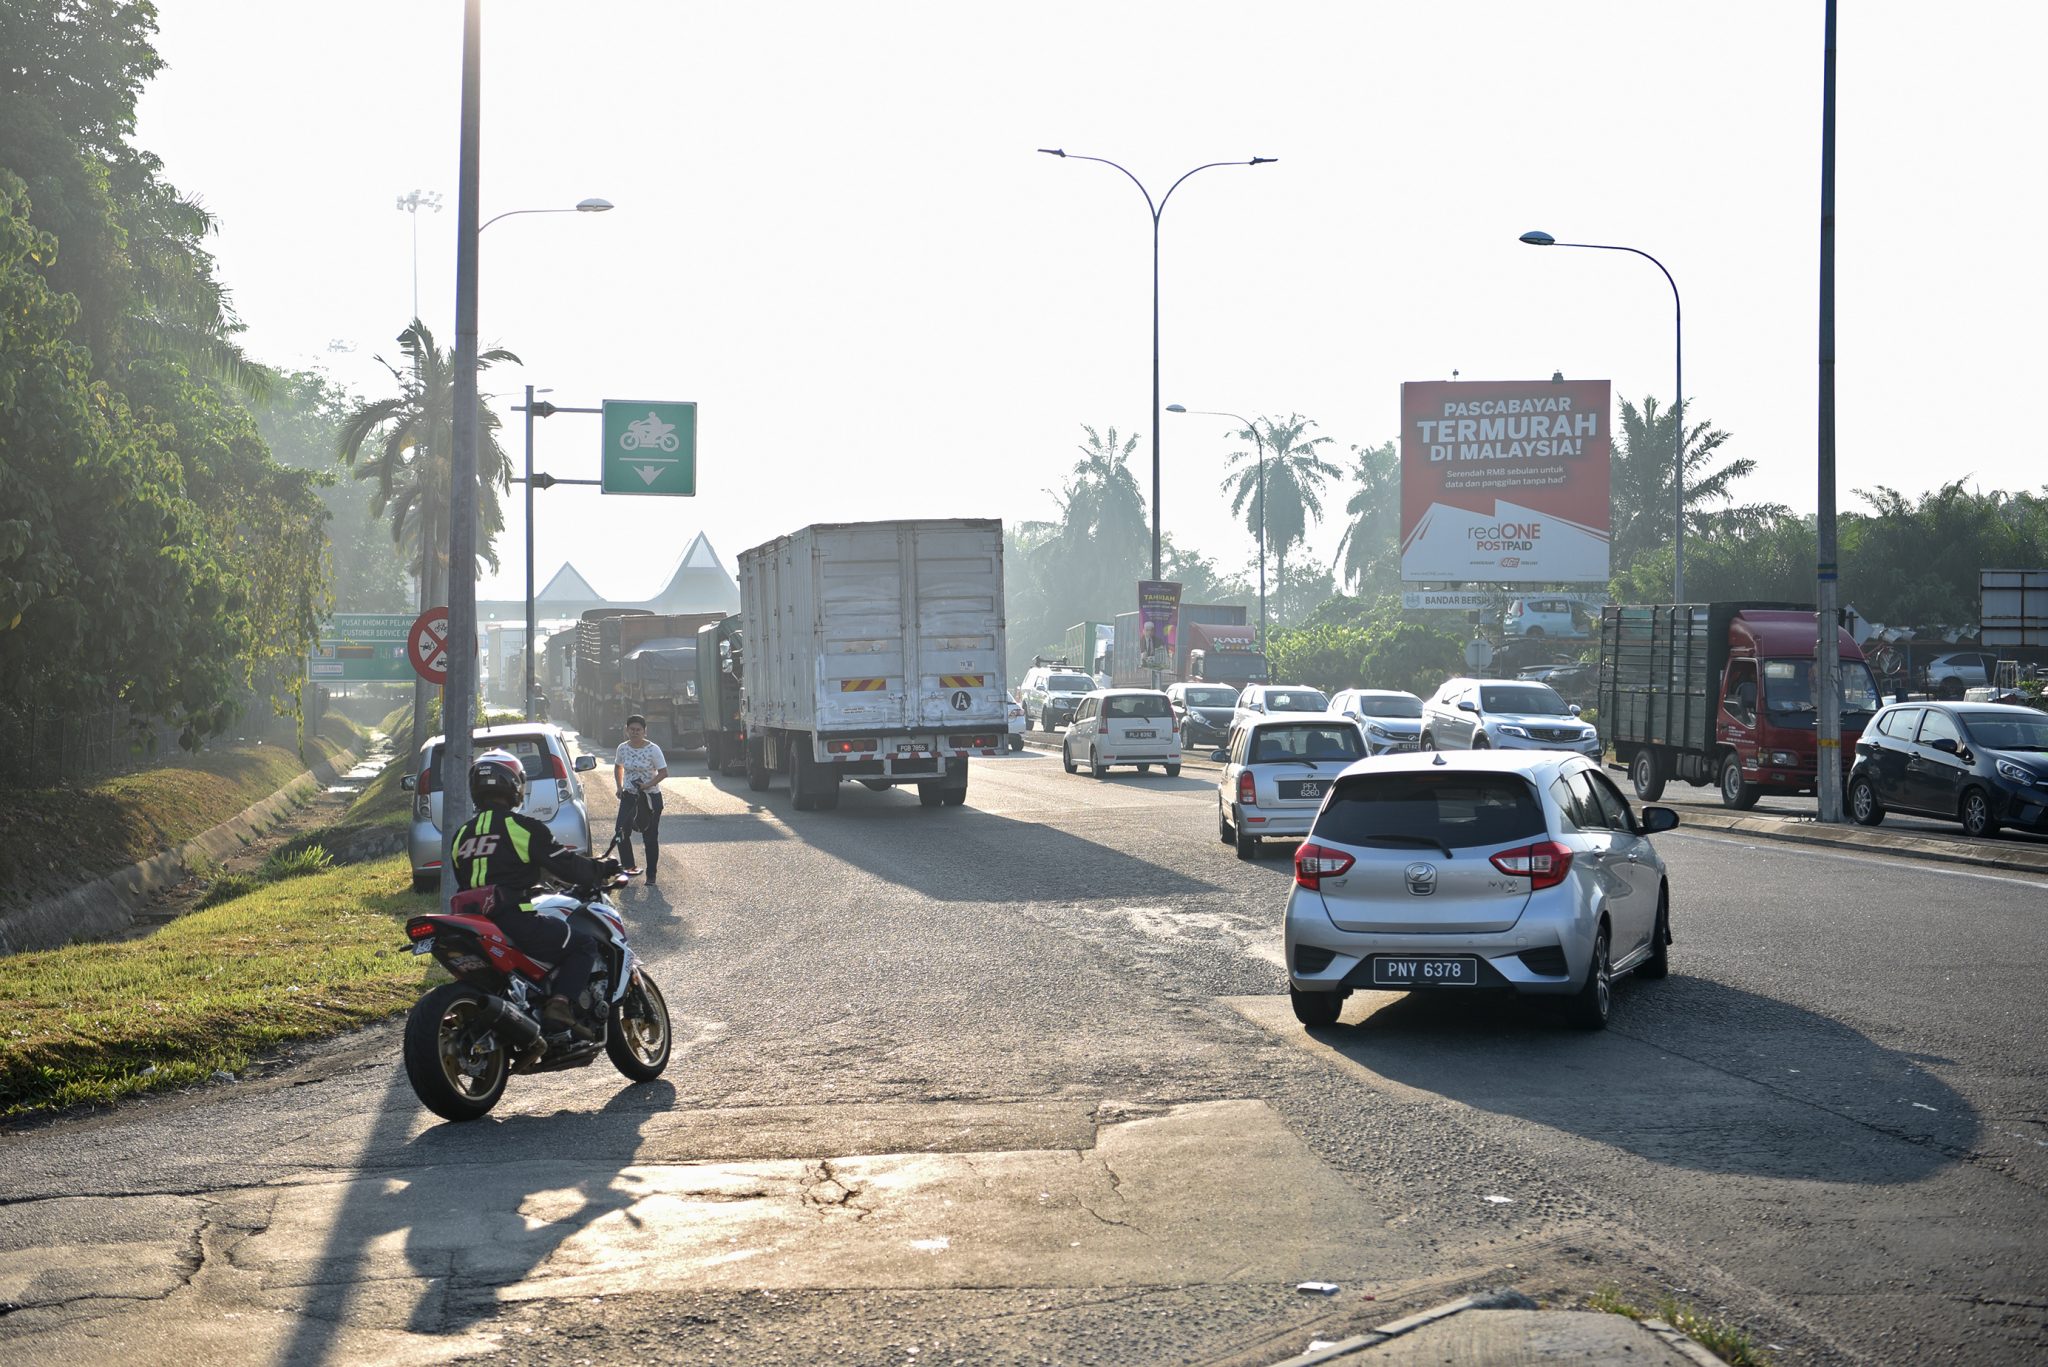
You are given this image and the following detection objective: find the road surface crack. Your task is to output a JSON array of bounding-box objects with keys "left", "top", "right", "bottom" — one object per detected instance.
[{"left": 800, "top": 1159, "right": 873, "bottom": 1220}]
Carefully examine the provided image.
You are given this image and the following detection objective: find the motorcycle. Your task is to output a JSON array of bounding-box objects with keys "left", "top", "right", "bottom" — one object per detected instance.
[{"left": 400, "top": 865, "right": 671, "bottom": 1121}]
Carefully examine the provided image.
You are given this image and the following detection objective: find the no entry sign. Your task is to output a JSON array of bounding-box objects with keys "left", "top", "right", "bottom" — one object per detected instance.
[{"left": 408, "top": 607, "right": 451, "bottom": 685}]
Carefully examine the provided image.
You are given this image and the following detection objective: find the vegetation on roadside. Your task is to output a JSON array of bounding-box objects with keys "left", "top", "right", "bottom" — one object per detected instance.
[
  {"left": 194, "top": 844, "right": 334, "bottom": 908},
  {"left": 0, "top": 856, "right": 434, "bottom": 1118},
  {"left": 1585, "top": 1284, "right": 1770, "bottom": 1366},
  {"left": 0, "top": 713, "right": 365, "bottom": 911}
]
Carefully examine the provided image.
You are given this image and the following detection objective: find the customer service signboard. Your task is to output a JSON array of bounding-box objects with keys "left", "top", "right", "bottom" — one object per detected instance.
[{"left": 1399, "top": 378, "right": 1612, "bottom": 584}]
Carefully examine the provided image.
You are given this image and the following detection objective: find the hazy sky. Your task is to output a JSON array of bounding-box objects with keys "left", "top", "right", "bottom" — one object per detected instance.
[{"left": 136, "top": 2, "right": 2046, "bottom": 604}]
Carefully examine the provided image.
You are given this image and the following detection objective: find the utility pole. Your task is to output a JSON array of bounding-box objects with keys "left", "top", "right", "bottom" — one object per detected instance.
[
  {"left": 439, "top": 0, "right": 483, "bottom": 899},
  {"left": 1815, "top": 0, "right": 1844, "bottom": 824}
]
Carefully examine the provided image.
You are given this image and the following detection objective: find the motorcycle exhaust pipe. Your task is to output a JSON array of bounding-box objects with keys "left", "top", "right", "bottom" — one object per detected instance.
[{"left": 477, "top": 995, "right": 544, "bottom": 1047}]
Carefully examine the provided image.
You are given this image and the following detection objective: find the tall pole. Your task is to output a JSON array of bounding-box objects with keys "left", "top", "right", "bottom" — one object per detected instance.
[
  {"left": 1038, "top": 150, "right": 1275, "bottom": 583},
  {"left": 1168, "top": 406, "right": 1269, "bottom": 649},
  {"left": 523, "top": 382, "right": 537, "bottom": 722},
  {"left": 1517, "top": 232, "right": 1683, "bottom": 601},
  {"left": 1815, "top": 0, "right": 1844, "bottom": 823},
  {"left": 439, "top": 0, "right": 483, "bottom": 901}
]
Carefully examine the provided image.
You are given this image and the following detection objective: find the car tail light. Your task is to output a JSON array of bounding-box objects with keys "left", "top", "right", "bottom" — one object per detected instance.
[
  {"left": 548, "top": 753, "right": 568, "bottom": 780},
  {"left": 417, "top": 768, "right": 437, "bottom": 794},
  {"left": 1490, "top": 840, "right": 1574, "bottom": 890},
  {"left": 826, "top": 737, "right": 878, "bottom": 755},
  {"left": 1294, "top": 842, "right": 1354, "bottom": 890},
  {"left": 1237, "top": 771, "right": 1256, "bottom": 805},
  {"left": 414, "top": 796, "right": 432, "bottom": 820}
]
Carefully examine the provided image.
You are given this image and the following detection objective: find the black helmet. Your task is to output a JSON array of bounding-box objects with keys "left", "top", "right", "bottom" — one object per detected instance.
[{"left": 469, "top": 748, "right": 526, "bottom": 809}]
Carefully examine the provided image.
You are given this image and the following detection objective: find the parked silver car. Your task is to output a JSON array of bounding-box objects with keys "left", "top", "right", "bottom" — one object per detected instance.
[
  {"left": 1284, "top": 751, "right": 1677, "bottom": 1030},
  {"left": 1328, "top": 688, "right": 1425, "bottom": 755},
  {"left": 1420, "top": 678, "right": 1600, "bottom": 757},
  {"left": 1214, "top": 715, "right": 1367, "bottom": 860},
  {"left": 403, "top": 723, "right": 600, "bottom": 891}
]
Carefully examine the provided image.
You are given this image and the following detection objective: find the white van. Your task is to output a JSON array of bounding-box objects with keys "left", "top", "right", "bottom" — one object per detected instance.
[{"left": 1061, "top": 689, "right": 1181, "bottom": 778}]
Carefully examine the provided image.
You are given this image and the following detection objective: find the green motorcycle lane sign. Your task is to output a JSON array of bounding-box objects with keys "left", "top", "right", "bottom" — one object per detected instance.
[{"left": 601, "top": 400, "right": 697, "bottom": 496}]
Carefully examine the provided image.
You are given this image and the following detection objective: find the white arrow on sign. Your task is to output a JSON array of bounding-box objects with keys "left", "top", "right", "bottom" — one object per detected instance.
[{"left": 637, "top": 466, "right": 665, "bottom": 484}]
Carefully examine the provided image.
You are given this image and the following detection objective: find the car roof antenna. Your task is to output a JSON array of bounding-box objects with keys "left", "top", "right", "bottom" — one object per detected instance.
[{"left": 1432, "top": 752, "right": 1447, "bottom": 766}]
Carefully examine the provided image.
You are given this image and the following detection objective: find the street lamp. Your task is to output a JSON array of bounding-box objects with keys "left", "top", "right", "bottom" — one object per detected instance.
[
  {"left": 1039, "top": 149, "right": 1275, "bottom": 583},
  {"left": 478, "top": 198, "right": 614, "bottom": 723},
  {"left": 1518, "top": 229, "right": 1686, "bottom": 602},
  {"left": 394, "top": 188, "right": 442, "bottom": 321},
  {"left": 1166, "top": 405, "right": 1268, "bottom": 651}
]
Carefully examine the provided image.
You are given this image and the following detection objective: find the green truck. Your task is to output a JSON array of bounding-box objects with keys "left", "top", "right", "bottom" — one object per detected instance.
[{"left": 695, "top": 614, "right": 746, "bottom": 774}]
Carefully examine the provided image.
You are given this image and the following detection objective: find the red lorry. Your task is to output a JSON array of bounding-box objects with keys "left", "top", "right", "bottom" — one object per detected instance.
[{"left": 1597, "top": 602, "right": 1883, "bottom": 807}]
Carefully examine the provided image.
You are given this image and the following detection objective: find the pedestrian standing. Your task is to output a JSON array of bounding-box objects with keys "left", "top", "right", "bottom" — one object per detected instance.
[{"left": 613, "top": 714, "right": 669, "bottom": 886}]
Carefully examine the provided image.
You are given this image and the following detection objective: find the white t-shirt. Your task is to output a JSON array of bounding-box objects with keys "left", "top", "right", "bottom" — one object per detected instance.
[{"left": 615, "top": 740, "right": 666, "bottom": 794}]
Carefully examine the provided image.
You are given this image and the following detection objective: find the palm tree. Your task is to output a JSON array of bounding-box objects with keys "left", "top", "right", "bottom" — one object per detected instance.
[
  {"left": 1332, "top": 439, "right": 1399, "bottom": 592},
  {"left": 335, "top": 320, "right": 519, "bottom": 609},
  {"left": 1612, "top": 395, "right": 1786, "bottom": 572},
  {"left": 1051, "top": 424, "right": 1148, "bottom": 549},
  {"left": 1219, "top": 414, "right": 1341, "bottom": 623}
]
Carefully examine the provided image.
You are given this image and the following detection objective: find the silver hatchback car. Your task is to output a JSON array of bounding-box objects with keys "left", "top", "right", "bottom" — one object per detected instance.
[
  {"left": 1215, "top": 715, "right": 1367, "bottom": 861},
  {"left": 1283, "top": 751, "right": 1678, "bottom": 1030},
  {"left": 403, "top": 723, "right": 600, "bottom": 891}
]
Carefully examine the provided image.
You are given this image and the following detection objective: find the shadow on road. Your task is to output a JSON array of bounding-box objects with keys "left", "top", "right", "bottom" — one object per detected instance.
[{"left": 1311, "top": 974, "right": 1975, "bottom": 1184}]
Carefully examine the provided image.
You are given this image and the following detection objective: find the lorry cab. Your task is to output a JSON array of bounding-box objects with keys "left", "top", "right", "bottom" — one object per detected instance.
[{"left": 1715, "top": 611, "right": 1882, "bottom": 806}]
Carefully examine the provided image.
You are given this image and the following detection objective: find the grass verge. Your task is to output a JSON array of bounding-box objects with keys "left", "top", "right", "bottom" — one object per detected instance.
[
  {"left": 0, "top": 855, "right": 433, "bottom": 1119},
  {"left": 1585, "top": 1285, "right": 1771, "bottom": 1365},
  {"left": 0, "top": 714, "right": 367, "bottom": 912}
]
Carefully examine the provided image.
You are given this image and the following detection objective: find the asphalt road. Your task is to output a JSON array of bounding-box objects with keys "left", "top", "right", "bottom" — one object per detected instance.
[{"left": 1, "top": 744, "right": 2043, "bottom": 1365}]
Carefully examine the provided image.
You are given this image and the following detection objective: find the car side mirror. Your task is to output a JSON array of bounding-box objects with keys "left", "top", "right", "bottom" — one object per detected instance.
[
  {"left": 401, "top": 775, "right": 417, "bottom": 792},
  {"left": 1457, "top": 700, "right": 1478, "bottom": 713},
  {"left": 1567, "top": 703, "right": 1582, "bottom": 716},
  {"left": 1930, "top": 736, "right": 1959, "bottom": 755},
  {"left": 1210, "top": 748, "right": 1229, "bottom": 762},
  {"left": 1638, "top": 806, "right": 1681, "bottom": 834},
  {"left": 573, "top": 753, "right": 598, "bottom": 772}
]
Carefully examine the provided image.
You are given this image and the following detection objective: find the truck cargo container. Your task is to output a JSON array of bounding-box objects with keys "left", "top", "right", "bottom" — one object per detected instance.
[
  {"left": 738, "top": 519, "right": 1006, "bottom": 811},
  {"left": 1063, "top": 621, "right": 1113, "bottom": 680},
  {"left": 1111, "top": 603, "right": 1264, "bottom": 687},
  {"left": 573, "top": 609, "right": 723, "bottom": 749},
  {"left": 1597, "top": 602, "right": 1882, "bottom": 808},
  {"left": 695, "top": 614, "right": 746, "bottom": 773}
]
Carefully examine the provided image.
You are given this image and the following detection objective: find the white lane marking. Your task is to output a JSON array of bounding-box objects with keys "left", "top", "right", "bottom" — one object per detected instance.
[{"left": 1661, "top": 830, "right": 2048, "bottom": 892}]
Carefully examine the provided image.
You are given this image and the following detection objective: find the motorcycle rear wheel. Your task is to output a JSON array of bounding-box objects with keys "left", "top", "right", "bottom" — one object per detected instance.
[
  {"left": 606, "top": 972, "right": 673, "bottom": 1082},
  {"left": 404, "top": 982, "right": 510, "bottom": 1122}
]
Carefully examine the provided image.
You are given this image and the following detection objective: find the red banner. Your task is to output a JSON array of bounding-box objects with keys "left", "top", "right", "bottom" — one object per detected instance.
[{"left": 1399, "top": 379, "right": 1611, "bottom": 584}]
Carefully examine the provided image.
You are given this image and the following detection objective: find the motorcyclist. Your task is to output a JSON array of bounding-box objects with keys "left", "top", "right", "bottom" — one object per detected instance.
[{"left": 448, "top": 748, "right": 621, "bottom": 1040}]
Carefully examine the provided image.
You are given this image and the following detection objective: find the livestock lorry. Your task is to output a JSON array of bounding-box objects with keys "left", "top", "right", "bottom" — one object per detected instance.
[
  {"left": 695, "top": 613, "right": 746, "bottom": 774},
  {"left": 1110, "top": 603, "right": 1268, "bottom": 688},
  {"left": 1597, "top": 601, "right": 1883, "bottom": 808},
  {"left": 573, "top": 609, "right": 724, "bottom": 748},
  {"left": 738, "top": 519, "right": 1007, "bottom": 811}
]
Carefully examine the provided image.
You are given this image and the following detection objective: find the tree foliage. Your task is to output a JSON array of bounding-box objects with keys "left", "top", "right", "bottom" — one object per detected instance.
[
  {"left": 0, "top": 2, "right": 328, "bottom": 743},
  {"left": 1611, "top": 395, "right": 1787, "bottom": 573},
  {"left": 1219, "top": 414, "right": 1341, "bottom": 630}
]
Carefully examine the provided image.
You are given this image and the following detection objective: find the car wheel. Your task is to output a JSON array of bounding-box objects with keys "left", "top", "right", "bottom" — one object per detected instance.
[
  {"left": 1010, "top": 735, "right": 1023, "bottom": 752},
  {"left": 1630, "top": 747, "right": 1667, "bottom": 801},
  {"left": 1218, "top": 803, "right": 1233, "bottom": 844},
  {"left": 1525, "top": 626, "right": 1545, "bottom": 639},
  {"left": 1061, "top": 742, "right": 1076, "bottom": 774},
  {"left": 1848, "top": 773, "right": 1885, "bottom": 826},
  {"left": 1939, "top": 677, "right": 1965, "bottom": 701},
  {"left": 1641, "top": 886, "right": 1671, "bottom": 980},
  {"left": 412, "top": 871, "right": 438, "bottom": 894},
  {"left": 1960, "top": 786, "right": 2000, "bottom": 839},
  {"left": 1137, "top": 763, "right": 1151, "bottom": 773},
  {"left": 1472, "top": 736, "right": 1490, "bottom": 750},
  {"left": 1234, "top": 811, "right": 1258, "bottom": 860},
  {"left": 1289, "top": 986, "right": 1345, "bottom": 1027},
  {"left": 1165, "top": 762, "right": 1181, "bottom": 778},
  {"left": 1419, "top": 733, "right": 1435, "bottom": 751},
  {"left": 1718, "top": 752, "right": 1760, "bottom": 810},
  {"left": 1566, "top": 923, "right": 1612, "bottom": 1029},
  {"left": 1091, "top": 747, "right": 1110, "bottom": 779}
]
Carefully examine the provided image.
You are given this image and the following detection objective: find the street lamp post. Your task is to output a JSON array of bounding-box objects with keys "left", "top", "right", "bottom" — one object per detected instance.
[
  {"left": 394, "top": 189, "right": 443, "bottom": 322},
  {"left": 1167, "top": 405, "right": 1267, "bottom": 651},
  {"left": 1039, "top": 149, "right": 1275, "bottom": 583},
  {"left": 1518, "top": 230, "right": 1686, "bottom": 603},
  {"left": 478, "top": 198, "right": 613, "bottom": 723}
]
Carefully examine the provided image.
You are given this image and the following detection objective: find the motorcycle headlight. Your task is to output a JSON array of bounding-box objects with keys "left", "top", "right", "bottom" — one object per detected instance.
[
  {"left": 1995, "top": 758, "right": 2037, "bottom": 787},
  {"left": 1496, "top": 724, "right": 1529, "bottom": 739}
]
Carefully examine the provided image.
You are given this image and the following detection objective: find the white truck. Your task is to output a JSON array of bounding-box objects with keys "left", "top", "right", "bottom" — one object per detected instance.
[{"left": 737, "top": 519, "right": 1008, "bottom": 811}]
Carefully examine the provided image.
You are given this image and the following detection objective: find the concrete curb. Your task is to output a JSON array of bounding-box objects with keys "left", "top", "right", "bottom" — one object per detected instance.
[
  {"left": 1265, "top": 1289, "right": 1728, "bottom": 1365},
  {"left": 0, "top": 744, "right": 363, "bottom": 955}
]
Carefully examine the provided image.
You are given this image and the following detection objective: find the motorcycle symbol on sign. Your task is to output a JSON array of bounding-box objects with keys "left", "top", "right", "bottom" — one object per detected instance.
[{"left": 619, "top": 411, "right": 681, "bottom": 453}]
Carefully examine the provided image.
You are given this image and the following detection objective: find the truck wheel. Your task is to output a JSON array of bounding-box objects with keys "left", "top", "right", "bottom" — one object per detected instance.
[
  {"left": 942, "top": 766, "right": 969, "bottom": 806},
  {"left": 917, "top": 781, "right": 944, "bottom": 808},
  {"left": 745, "top": 737, "right": 771, "bottom": 792},
  {"left": 1718, "top": 753, "right": 1760, "bottom": 811},
  {"left": 703, "top": 733, "right": 723, "bottom": 771},
  {"left": 1630, "top": 748, "right": 1666, "bottom": 801}
]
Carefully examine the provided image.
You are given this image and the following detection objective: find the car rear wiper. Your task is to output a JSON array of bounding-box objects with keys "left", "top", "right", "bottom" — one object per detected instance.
[{"left": 1356, "top": 833, "right": 1455, "bottom": 857}]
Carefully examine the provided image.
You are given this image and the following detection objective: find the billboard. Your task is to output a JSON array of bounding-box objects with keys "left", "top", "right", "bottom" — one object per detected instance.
[
  {"left": 1399, "top": 378, "right": 1612, "bottom": 584},
  {"left": 1136, "top": 580, "right": 1182, "bottom": 670}
]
